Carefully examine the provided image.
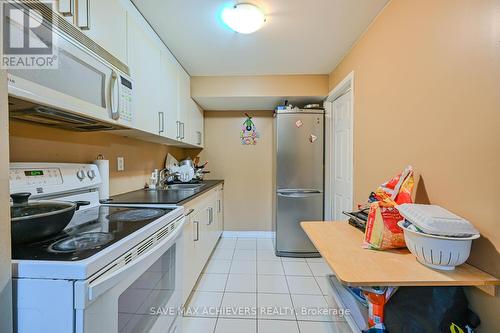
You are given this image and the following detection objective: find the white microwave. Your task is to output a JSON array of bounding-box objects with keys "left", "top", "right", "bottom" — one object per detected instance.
[{"left": 6, "top": 2, "right": 133, "bottom": 131}]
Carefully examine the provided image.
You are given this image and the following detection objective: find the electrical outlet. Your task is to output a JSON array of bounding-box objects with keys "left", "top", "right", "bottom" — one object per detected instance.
[{"left": 117, "top": 157, "right": 125, "bottom": 171}]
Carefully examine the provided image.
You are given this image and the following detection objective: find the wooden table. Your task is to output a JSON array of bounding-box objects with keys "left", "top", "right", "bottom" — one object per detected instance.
[{"left": 301, "top": 221, "right": 500, "bottom": 296}]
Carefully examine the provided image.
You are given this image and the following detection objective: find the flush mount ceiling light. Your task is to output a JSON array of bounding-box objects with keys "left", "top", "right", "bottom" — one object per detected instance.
[{"left": 221, "top": 3, "right": 266, "bottom": 34}]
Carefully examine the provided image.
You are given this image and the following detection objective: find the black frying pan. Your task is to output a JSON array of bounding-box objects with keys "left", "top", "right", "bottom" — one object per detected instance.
[{"left": 10, "top": 193, "right": 90, "bottom": 245}]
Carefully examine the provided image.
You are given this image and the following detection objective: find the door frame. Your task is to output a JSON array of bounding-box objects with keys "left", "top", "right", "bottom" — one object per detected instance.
[{"left": 324, "top": 71, "right": 354, "bottom": 220}]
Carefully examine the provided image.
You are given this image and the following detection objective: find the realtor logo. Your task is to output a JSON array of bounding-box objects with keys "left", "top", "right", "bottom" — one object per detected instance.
[{"left": 2, "top": 1, "right": 58, "bottom": 69}]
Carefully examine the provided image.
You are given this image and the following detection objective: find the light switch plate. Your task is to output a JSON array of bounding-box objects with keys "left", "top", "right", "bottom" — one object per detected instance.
[{"left": 117, "top": 157, "right": 124, "bottom": 171}]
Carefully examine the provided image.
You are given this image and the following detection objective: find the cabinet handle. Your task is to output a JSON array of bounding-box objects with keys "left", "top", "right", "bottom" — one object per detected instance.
[
  {"left": 59, "top": 0, "right": 74, "bottom": 16},
  {"left": 176, "top": 121, "right": 180, "bottom": 139},
  {"left": 207, "top": 207, "right": 213, "bottom": 225},
  {"left": 184, "top": 208, "right": 195, "bottom": 217},
  {"left": 217, "top": 199, "right": 221, "bottom": 213},
  {"left": 181, "top": 122, "right": 185, "bottom": 140},
  {"left": 196, "top": 131, "right": 202, "bottom": 145},
  {"left": 76, "top": 0, "right": 90, "bottom": 30},
  {"left": 158, "top": 112, "right": 164, "bottom": 134},
  {"left": 193, "top": 221, "right": 199, "bottom": 241}
]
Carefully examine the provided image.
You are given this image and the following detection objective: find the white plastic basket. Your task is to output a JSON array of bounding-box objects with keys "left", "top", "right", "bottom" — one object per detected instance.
[{"left": 398, "top": 221, "right": 480, "bottom": 270}]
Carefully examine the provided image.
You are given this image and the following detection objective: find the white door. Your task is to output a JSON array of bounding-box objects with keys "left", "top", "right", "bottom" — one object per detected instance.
[{"left": 332, "top": 90, "right": 353, "bottom": 220}]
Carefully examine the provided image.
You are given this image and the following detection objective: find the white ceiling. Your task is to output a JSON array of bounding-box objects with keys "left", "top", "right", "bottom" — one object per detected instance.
[{"left": 131, "top": 0, "right": 389, "bottom": 76}]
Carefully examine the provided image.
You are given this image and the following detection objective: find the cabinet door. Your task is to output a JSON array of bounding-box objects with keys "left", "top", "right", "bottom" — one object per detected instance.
[
  {"left": 177, "top": 68, "right": 190, "bottom": 142},
  {"left": 191, "top": 206, "right": 209, "bottom": 278},
  {"left": 205, "top": 192, "right": 222, "bottom": 250},
  {"left": 159, "top": 49, "right": 179, "bottom": 139},
  {"left": 127, "top": 16, "right": 161, "bottom": 134},
  {"left": 182, "top": 210, "right": 196, "bottom": 306},
  {"left": 188, "top": 99, "right": 204, "bottom": 147},
  {"left": 216, "top": 188, "right": 224, "bottom": 234},
  {"left": 82, "top": 0, "right": 127, "bottom": 64}
]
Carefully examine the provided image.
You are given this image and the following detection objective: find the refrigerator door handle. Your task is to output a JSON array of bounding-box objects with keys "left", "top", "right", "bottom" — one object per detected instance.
[
  {"left": 277, "top": 190, "right": 322, "bottom": 198},
  {"left": 277, "top": 189, "right": 322, "bottom": 194}
]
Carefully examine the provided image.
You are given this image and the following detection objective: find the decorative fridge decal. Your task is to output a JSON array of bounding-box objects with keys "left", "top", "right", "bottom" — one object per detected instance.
[{"left": 241, "top": 113, "right": 259, "bottom": 145}]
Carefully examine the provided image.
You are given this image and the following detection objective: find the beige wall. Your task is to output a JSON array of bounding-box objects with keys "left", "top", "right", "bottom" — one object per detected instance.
[
  {"left": 9, "top": 121, "right": 186, "bottom": 195},
  {"left": 328, "top": 0, "right": 499, "bottom": 330},
  {"left": 197, "top": 111, "right": 273, "bottom": 231},
  {"left": 1, "top": 71, "right": 13, "bottom": 332}
]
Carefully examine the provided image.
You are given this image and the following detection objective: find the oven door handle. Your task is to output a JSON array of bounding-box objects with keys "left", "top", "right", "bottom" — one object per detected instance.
[{"left": 86, "top": 218, "right": 185, "bottom": 302}]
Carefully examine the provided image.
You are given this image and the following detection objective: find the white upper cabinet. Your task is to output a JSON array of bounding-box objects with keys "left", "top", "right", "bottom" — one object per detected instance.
[
  {"left": 52, "top": 0, "right": 128, "bottom": 64},
  {"left": 54, "top": 0, "right": 204, "bottom": 146},
  {"left": 189, "top": 99, "right": 204, "bottom": 147},
  {"left": 159, "top": 49, "right": 179, "bottom": 139},
  {"left": 177, "top": 68, "right": 191, "bottom": 143},
  {"left": 82, "top": 0, "right": 128, "bottom": 64},
  {"left": 127, "top": 15, "right": 161, "bottom": 134}
]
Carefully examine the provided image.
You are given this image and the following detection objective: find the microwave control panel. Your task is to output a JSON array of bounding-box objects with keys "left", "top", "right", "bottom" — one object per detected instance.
[{"left": 119, "top": 76, "right": 133, "bottom": 123}]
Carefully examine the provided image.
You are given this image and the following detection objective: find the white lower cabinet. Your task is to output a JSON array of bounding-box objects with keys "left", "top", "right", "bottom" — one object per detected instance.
[{"left": 182, "top": 185, "right": 224, "bottom": 306}]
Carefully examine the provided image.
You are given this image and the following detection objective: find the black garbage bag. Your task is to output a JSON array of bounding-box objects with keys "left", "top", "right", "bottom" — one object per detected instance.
[{"left": 385, "top": 287, "right": 480, "bottom": 333}]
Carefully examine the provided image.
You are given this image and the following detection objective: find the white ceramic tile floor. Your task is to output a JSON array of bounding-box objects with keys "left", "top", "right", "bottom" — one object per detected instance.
[
  {"left": 286, "top": 276, "right": 323, "bottom": 295},
  {"left": 282, "top": 261, "right": 313, "bottom": 276},
  {"left": 257, "top": 275, "right": 289, "bottom": 294},
  {"left": 184, "top": 236, "right": 350, "bottom": 333},
  {"left": 184, "top": 291, "right": 223, "bottom": 318},
  {"left": 196, "top": 274, "right": 228, "bottom": 292},
  {"left": 212, "top": 248, "right": 235, "bottom": 261},
  {"left": 220, "top": 292, "right": 257, "bottom": 319},
  {"left": 258, "top": 319, "right": 300, "bottom": 333},
  {"left": 308, "top": 262, "right": 334, "bottom": 277},
  {"left": 234, "top": 249, "right": 257, "bottom": 261},
  {"left": 257, "top": 260, "right": 285, "bottom": 275},
  {"left": 315, "top": 276, "right": 332, "bottom": 295},
  {"left": 257, "top": 293, "right": 295, "bottom": 320},
  {"left": 215, "top": 318, "right": 256, "bottom": 333},
  {"left": 236, "top": 239, "right": 257, "bottom": 250},
  {"left": 226, "top": 274, "right": 257, "bottom": 293},
  {"left": 204, "top": 260, "right": 232, "bottom": 274},
  {"left": 181, "top": 316, "right": 217, "bottom": 332},
  {"left": 230, "top": 260, "right": 257, "bottom": 275}
]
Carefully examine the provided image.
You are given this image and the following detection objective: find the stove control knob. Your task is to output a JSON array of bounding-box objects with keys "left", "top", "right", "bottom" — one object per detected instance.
[
  {"left": 87, "top": 170, "right": 96, "bottom": 180},
  {"left": 76, "top": 170, "right": 86, "bottom": 180}
]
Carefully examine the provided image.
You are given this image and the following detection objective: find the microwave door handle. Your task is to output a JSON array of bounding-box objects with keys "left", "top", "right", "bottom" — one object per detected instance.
[
  {"left": 87, "top": 218, "right": 185, "bottom": 301},
  {"left": 109, "top": 71, "right": 119, "bottom": 120}
]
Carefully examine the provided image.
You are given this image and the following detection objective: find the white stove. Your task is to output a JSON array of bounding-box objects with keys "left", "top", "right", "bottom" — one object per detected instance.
[{"left": 10, "top": 163, "right": 185, "bottom": 333}]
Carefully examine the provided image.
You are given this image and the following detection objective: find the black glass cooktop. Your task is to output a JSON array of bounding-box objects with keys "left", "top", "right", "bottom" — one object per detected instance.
[{"left": 12, "top": 206, "right": 174, "bottom": 261}]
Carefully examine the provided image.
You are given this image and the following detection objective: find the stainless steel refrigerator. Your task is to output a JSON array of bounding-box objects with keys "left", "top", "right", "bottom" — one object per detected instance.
[{"left": 273, "top": 108, "right": 324, "bottom": 257}]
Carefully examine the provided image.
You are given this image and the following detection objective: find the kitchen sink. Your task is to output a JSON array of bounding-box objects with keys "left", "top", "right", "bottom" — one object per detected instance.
[{"left": 167, "top": 184, "right": 204, "bottom": 190}]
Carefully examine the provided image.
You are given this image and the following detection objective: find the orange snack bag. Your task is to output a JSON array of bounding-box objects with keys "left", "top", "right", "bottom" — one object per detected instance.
[{"left": 363, "top": 166, "right": 414, "bottom": 250}]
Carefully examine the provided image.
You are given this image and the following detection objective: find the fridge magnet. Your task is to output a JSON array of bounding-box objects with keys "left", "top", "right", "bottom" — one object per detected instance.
[
  {"left": 241, "top": 113, "right": 259, "bottom": 145},
  {"left": 309, "top": 134, "right": 318, "bottom": 143},
  {"left": 295, "top": 120, "right": 303, "bottom": 128}
]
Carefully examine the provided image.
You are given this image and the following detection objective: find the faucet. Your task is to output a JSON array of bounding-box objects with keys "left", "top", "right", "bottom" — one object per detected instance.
[{"left": 158, "top": 168, "right": 179, "bottom": 188}]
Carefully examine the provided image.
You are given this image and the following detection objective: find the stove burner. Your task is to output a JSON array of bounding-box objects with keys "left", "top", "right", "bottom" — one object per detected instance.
[
  {"left": 107, "top": 209, "right": 165, "bottom": 222},
  {"left": 49, "top": 232, "right": 114, "bottom": 253}
]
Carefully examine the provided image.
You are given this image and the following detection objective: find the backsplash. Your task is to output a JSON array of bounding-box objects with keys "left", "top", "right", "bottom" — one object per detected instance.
[{"left": 9, "top": 121, "right": 186, "bottom": 195}]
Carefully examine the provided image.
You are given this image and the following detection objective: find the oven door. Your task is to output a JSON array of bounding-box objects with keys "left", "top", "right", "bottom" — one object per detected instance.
[{"left": 74, "top": 217, "right": 185, "bottom": 333}]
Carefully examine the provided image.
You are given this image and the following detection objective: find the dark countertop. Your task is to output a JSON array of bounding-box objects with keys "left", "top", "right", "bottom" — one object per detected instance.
[{"left": 107, "top": 180, "right": 224, "bottom": 205}]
